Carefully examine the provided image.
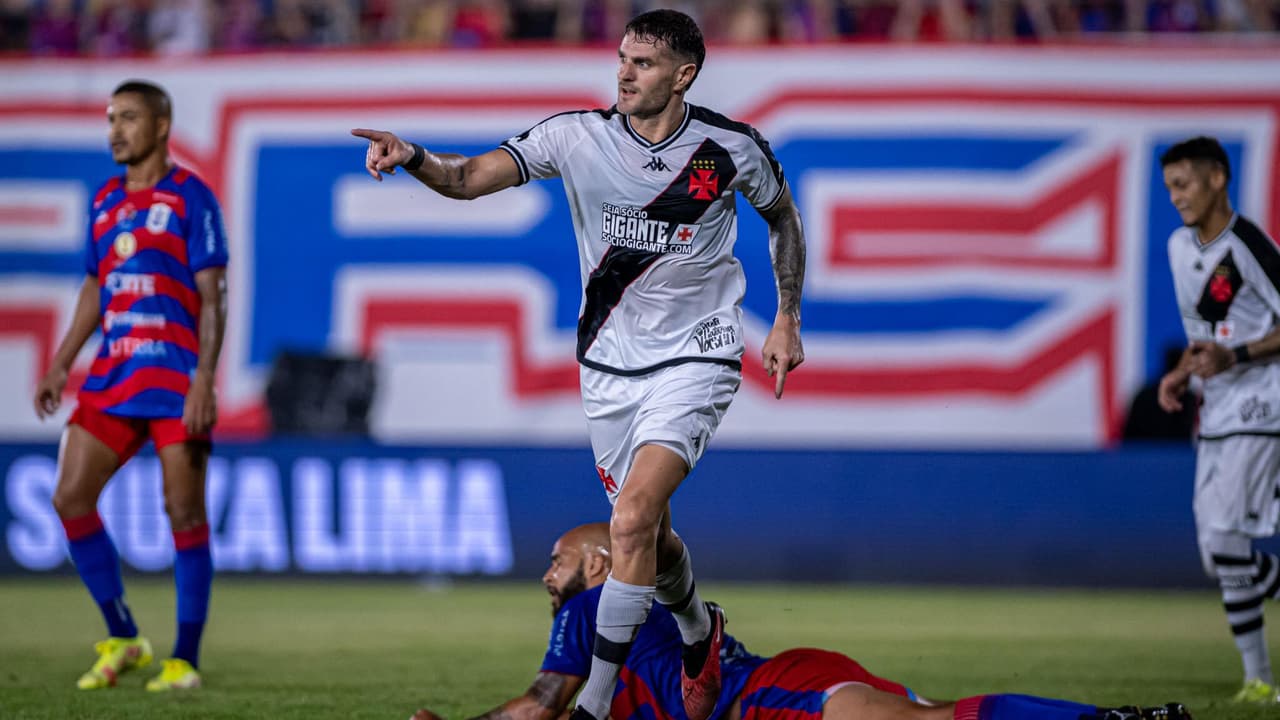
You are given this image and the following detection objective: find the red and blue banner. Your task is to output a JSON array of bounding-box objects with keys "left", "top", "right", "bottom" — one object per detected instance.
[{"left": 2, "top": 47, "right": 1278, "bottom": 448}]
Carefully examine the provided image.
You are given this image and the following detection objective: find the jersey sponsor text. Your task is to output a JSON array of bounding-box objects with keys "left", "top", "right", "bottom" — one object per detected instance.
[{"left": 600, "top": 203, "right": 694, "bottom": 255}]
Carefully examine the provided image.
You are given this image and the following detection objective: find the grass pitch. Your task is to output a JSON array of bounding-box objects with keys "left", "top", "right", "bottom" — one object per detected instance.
[{"left": 0, "top": 578, "right": 1271, "bottom": 719}]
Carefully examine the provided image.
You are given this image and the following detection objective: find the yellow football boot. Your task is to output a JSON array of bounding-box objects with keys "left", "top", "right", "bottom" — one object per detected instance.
[
  {"left": 76, "top": 636, "right": 153, "bottom": 689},
  {"left": 145, "top": 658, "right": 202, "bottom": 691},
  {"left": 1232, "top": 678, "right": 1280, "bottom": 704}
]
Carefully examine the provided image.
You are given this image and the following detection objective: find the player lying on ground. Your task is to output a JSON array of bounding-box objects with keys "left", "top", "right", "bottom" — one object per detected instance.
[{"left": 407, "top": 523, "right": 1192, "bottom": 720}]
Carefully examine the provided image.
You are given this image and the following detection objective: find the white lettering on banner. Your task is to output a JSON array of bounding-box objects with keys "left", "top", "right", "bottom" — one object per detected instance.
[
  {"left": 294, "top": 457, "right": 342, "bottom": 572},
  {"left": 343, "top": 458, "right": 375, "bottom": 572},
  {"left": 377, "top": 460, "right": 448, "bottom": 573},
  {"left": 455, "top": 460, "right": 513, "bottom": 574},
  {"left": 4, "top": 456, "right": 63, "bottom": 570},
  {"left": 294, "top": 457, "right": 511, "bottom": 573},
  {"left": 122, "top": 459, "right": 171, "bottom": 571},
  {"left": 2, "top": 453, "right": 514, "bottom": 574},
  {"left": 218, "top": 458, "right": 289, "bottom": 571}
]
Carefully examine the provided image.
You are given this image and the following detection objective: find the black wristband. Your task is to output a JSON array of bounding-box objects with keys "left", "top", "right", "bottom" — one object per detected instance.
[
  {"left": 403, "top": 142, "right": 425, "bottom": 172},
  {"left": 1233, "top": 344, "right": 1251, "bottom": 364}
]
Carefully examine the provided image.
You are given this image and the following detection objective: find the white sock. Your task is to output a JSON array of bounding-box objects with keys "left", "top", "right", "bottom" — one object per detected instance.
[
  {"left": 576, "top": 576, "right": 654, "bottom": 719},
  {"left": 656, "top": 544, "right": 710, "bottom": 645}
]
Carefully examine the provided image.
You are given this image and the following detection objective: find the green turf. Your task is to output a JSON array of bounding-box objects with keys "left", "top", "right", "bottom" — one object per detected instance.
[{"left": 0, "top": 578, "right": 1272, "bottom": 719}]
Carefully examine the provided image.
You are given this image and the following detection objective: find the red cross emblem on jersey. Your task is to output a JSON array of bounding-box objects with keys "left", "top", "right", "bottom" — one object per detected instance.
[
  {"left": 596, "top": 466, "right": 618, "bottom": 494},
  {"left": 676, "top": 226, "right": 694, "bottom": 242},
  {"left": 1209, "top": 272, "right": 1234, "bottom": 302},
  {"left": 688, "top": 169, "right": 719, "bottom": 200}
]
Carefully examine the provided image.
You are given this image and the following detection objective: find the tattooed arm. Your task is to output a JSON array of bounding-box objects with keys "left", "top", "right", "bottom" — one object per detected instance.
[
  {"left": 412, "top": 672, "right": 583, "bottom": 720},
  {"left": 351, "top": 128, "right": 521, "bottom": 200},
  {"left": 757, "top": 185, "right": 806, "bottom": 399}
]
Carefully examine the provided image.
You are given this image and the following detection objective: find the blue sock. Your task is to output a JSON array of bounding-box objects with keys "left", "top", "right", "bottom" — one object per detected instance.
[
  {"left": 956, "top": 694, "right": 1099, "bottom": 720},
  {"left": 172, "top": 524, "right": 213, "bottom": 668},
  {"left": 63, "top": 512, "right": 138, "bottom": 638}
]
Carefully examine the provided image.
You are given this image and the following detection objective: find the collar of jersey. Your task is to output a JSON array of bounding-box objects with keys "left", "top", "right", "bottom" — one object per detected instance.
[
  {"left": 115, "top": 165, "right": 179, "bottom": 196},
  {"left": 622, "top": 103, "right": 690, "bottom": 154},
  {"left": 1195, "top": 212, "right": 1239, "bottom": 252}
]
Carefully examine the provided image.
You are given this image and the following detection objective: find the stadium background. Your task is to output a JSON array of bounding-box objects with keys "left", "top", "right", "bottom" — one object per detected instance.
[{"left": 2, "top": 22, "right": 1280, "bottom": 589}]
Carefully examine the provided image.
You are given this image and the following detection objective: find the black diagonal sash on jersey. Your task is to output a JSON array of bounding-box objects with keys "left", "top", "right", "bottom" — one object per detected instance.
[
  {"left": 577, "top": 138, "right": 740, "bottom": 363},
  {"left": 1197, "top": 251, "right": 1244, "bottom": 323},
  {"left": 1235, "top": 216, "right": 1280, "bottom": 293}
]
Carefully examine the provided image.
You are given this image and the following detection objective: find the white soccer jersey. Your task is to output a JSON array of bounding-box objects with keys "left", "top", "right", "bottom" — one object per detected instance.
[
  {"left": 500, "top": 103, "right": 787, "bottom": 375},
  {"left": 1168, "top": 214, "right": 1280, "bottom": 438}
]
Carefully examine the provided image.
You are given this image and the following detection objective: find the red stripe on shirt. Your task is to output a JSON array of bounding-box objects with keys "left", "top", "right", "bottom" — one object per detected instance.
[
  {"left": 95, "top": 231, "right": 192, "bottom": 277},
  {"left": 953, "top": 696, "right": 984, "bottom": 720},
  {"left": 80, "top": 366, "right": 191, "bottom": 408},
  {"left": 103, "top": 275, "right": 200, "bottom": 319},
  {"left": 93, "top": 178, "right": 123, "bottom": 206},
  {"left": 92, "top": 195, "right": 132, "bottom": 239}
]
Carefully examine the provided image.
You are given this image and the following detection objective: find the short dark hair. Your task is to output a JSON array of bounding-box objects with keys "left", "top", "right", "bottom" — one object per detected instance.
[
  {"left": 1160, "top": 135, "right": 1231, "bottom": 183},
  {"left": 112, "top": 80, "right": 172, "bottom": 121},
  {"left": 624, "top": 9, "right": 706, "bottom": 79}
]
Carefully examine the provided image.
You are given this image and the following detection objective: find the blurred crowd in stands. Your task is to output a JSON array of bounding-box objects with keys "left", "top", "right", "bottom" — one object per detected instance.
[{"left": 2, "top": 0, "right": 1277, "bottom": 56}]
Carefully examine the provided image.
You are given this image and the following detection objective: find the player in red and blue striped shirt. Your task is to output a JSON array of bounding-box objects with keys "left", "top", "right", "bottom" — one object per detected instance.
[
  {"left": 33, "top": 80, "right": 227, "bottom": 693},
  {"left": 407, "top": 524, "right": 1192, "bottom": 720}
]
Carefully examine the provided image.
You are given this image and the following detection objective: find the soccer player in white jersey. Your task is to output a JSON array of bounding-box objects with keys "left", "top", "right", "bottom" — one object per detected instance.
[
  {"left": 352, "top": 10, "right": 804, "bottom": 720},
  {"left": 1157, "top": 136, "right": 1280, "bottom": 705}
]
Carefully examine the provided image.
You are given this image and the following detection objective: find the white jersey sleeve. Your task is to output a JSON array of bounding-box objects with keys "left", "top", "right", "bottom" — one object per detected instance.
[
  {"left": 733, "top": 126, "right": 787, "bottom": 212},
  {"left": 686, "top": 106, "right": 787, "bottom": 213},
  {"left": 500, "top": 111, "right": 592, "bottom": 184}
]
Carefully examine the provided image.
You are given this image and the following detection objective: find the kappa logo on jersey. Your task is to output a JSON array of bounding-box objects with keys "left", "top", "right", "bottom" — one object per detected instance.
[{"left": 643, "top": 156, "right": 670, "bottom": 172}]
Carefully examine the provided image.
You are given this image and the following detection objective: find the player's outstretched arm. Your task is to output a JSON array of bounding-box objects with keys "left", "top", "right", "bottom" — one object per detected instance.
[
  {"left": 757, "top": 186, "right": 806, "bottom": 399},
  {"left": 351, "top": 128, "right": 521, "bottom": 200},
  {"left": 183, "top": 266, "right": 227, "bottom": 435},
  {"left": 34, "top": 276, "right": 100, "bottom": 419},
  {"left": 410, "top": 672, "right": 583, "bottom": 720}
]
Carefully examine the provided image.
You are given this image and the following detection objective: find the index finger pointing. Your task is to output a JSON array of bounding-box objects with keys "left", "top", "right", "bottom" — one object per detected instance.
[
  {"left": 774, "top": 365, "right": 788, "bottom": 399},
  {"left": 350, "top": 128, "right": 382, "bottom": 140}
]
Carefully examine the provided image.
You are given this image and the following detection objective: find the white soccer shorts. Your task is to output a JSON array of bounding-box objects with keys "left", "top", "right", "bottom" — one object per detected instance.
[
  {"left": 580, "top": 361, "right": 741, "bottom": 503},
  {"left": 1194, "top": 434, "right": 1280, "bottom": 539}
]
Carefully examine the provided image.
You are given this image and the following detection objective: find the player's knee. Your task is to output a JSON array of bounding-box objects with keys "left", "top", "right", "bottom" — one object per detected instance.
[
  {"left": 1200, "top": 530, "right": 1251, "bottom": 580},
  {"left": 163, "top": 493, "right": 207, "bottom": 531},
  {"left": 51, "top": 485, "right": 94, "bottom": 519},
  {"left": 610, "top": 499, "right": 661, "bottom": 557}
]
